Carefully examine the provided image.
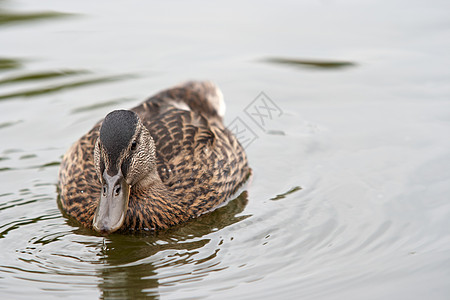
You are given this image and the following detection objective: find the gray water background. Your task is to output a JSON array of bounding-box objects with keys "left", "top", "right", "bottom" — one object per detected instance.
[{"left": 0, "top": 0, "right": 449, "bottom": 299}]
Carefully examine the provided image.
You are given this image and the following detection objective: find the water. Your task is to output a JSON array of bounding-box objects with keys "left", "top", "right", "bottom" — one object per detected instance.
[{"left": 1, "top": 0, "right": 450, "bottom": 299}]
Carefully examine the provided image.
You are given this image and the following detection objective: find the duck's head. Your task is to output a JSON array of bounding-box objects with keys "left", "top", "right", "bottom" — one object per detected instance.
[{"left": 93, "top": 110, "right": 156, "bottom": 234}]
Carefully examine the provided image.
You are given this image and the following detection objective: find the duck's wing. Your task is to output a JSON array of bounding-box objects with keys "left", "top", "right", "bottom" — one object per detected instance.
[
  {"left": 135, "top": 81, "right": 225, "bottom": 122},
  {"left": 140, "top": 105, "right": 216, "bottom": 169},
  {"left": 131, "top": 80, "right": 223, "bottom": 172},
  {"left": 137, "top": 104, "right": 249, "bottom": 212},
  {"left": 130, "top": 81, "right": 249, "bottom": 211}
]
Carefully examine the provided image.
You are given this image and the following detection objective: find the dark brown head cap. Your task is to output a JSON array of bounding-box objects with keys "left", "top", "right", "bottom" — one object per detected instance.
[{"left": 100, "top": 110, "right": 139, "bottom": 171}]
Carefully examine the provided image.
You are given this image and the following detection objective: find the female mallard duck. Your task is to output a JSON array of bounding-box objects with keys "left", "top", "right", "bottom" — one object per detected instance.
[{"left": 58, "top": 81, "right": 251, "bottom": 234}]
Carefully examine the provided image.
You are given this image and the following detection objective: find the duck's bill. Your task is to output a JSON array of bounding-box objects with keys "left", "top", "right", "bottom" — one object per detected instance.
[{"left": 93, "top": 170, "right": 130, "bottom": 234}]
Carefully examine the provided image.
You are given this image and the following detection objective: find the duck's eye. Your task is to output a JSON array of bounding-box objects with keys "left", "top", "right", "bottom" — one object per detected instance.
[
  {"left": 131, "top": 140, "right": 137, "bottom": 151},
  {"left": 114, "top": 185, "right": 121, "bottom": 196},
  {"left": 102, "top": 185, "right": 107, "bottom": 196}
]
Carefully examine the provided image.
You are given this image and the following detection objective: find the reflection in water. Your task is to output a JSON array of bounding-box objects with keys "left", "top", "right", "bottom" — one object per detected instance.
[
  {"left": 1, "top": 0, "right": 449, "bottom": 298},
  {"left": 263, "top": 57, "right": 356, "bottom": 70},
  {"left": 0, "top": 57, "right": 22, "bottom": 70},
  {"left": 0, "top": 9, "right": 71, "bottom": 26},
  {"left": 0, "top": 211, "right": 56, "bottom": 238},
  {"left": 71, "top": 97, "right": 136, "bottom": 114},
  {"left": 99, "top": 253, "right": 159, "bottom": 299},
  {"left": 0, "top": 120, "right": 22, "bottom": 130},
  {"left": 0, "top": 5, "right": 134, "bottom": 103},
  {"left": 0, "top": 69, "right": 90, "bottom": 85},
  {"left": 270, "top": 186, "right": 302, "bottom": 201},
  {"left": 96, "top": 191, "right": 250, "bottom": 299},
  {"left": 0, "top": 74, "right": 137, "bottom": 101},
  {"left": 0, "top": 149, "right": 62, "bottom": 172}
]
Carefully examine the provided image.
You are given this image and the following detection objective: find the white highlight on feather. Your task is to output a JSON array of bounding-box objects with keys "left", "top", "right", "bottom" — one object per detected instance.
[
  {"left": 213, "top": 85, "right": 226, "bottom": 118},
  {"left": 167, "top": 100, "right": 191, "bottom": 111},
  {"left": 173, "top": 80, "right": 226, "bottom": 118}
]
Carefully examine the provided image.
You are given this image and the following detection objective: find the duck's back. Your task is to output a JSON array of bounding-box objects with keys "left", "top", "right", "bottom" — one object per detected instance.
[{"left": 131, "top": 81, "right": 250, "bottom": 214}]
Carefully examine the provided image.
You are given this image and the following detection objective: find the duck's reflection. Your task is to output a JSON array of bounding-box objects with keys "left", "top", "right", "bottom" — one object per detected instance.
[{"left": 95, "top": 191, "right": 250, "bottom": 299}]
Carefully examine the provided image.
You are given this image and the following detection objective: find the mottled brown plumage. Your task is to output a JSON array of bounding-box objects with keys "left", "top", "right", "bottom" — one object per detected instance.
[{"left": 58, "top": 81, "right": 251, "bottom": 233}]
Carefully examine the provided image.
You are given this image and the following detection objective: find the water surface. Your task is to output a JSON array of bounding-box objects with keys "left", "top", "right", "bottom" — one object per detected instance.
[{"left": 1, "top": 0, "right": 450, "bottom": 299}]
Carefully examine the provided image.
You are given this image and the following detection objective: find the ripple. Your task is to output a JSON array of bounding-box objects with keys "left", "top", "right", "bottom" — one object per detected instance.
[
  {"left": 262, "top": 57, "right": 357, "bottom": 70},
  {"left": 270, "top": 185, "right": 301, "bottom": 201},
  {"left": 0, "top": 74, "right": 137, "bottom": 101},
  {"left": 0, "top": 10, "right": 72, "bottom": 26},
  {"left": 0, "top": 197, "right": 38, "bottom": 212},
  {"left": 0, "top": 69, "right": 89, "bottom": 86},
  {"left": 0, "top": 120, "right": 22, "bottom": 130},
  {"left": 19, "top": 154, "right": 37, "bottom": 160},
  {"left": 0, "top": 57, "right": 22, "bottom": 71},
  {"left": 0, "top": 148, "right": 62, "bottom": 173},
  {"left": 71, "top": 97, "right": 136, "bottom": 114},
  {"left": 0, "top": 189, "right": 253, "bottom": 298},
  {"left": 0, "top": 209, "right": 58, "bottom": 238}
]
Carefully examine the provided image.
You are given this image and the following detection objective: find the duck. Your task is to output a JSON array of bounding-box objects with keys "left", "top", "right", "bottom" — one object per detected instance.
[{"left": 58, "top": 81, "right": 251, "bottom": 234}]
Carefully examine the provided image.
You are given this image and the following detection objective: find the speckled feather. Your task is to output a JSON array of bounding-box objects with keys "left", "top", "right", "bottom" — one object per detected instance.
[{"left": 58, "top": 81, "right": 251, "bottom": 232}]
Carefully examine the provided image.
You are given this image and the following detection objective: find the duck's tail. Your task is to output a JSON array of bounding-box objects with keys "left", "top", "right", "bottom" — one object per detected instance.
[{"left": 149, "top": 81, "right": 226, "bottom": 122}]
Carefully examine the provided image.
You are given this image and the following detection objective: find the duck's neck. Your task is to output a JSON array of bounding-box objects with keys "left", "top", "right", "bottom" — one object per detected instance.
[{"left": 126, "top": 173, "right": 189, "bottom": 231}]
